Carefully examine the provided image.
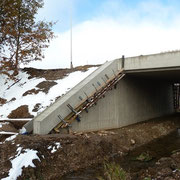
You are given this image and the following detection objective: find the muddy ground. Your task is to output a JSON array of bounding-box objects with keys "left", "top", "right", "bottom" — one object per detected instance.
[{"left": 1, "top": 114, "right": 180, "bottom": 180}]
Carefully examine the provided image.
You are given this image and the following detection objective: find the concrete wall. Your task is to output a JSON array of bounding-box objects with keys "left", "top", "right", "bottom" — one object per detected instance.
[
  {"left": 31, "top": 59, "right": 122, "bottom": 134},
  {"left": 125, "top": 51, "right": 180, "bottom": 71},
  {"left": 26, "top": 51, "right": 180, "bottom": 134},
  {"left": 70, "top": 76, "right": 174, "bottom": 132}
]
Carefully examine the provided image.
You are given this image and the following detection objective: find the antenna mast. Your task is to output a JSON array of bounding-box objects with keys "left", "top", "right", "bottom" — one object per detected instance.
[{"left": 70, "top": 8, "right": 73, "bottom": 69}]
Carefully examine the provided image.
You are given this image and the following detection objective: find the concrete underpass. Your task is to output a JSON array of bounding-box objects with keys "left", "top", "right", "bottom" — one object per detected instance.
[
  {"left": 70, "top": 75, "right": 175, "bottom": 132},
  {"left": 24, "top": 51, "right": 180, "bottom": 134}
]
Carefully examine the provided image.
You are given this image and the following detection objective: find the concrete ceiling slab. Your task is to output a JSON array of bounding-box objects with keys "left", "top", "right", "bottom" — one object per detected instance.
[{"left": 125, "top": 67, "right": 180, "bottom": 82}]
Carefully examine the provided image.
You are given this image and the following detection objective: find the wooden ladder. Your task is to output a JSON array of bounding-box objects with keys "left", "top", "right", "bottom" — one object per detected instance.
[{"left": 54, "top": 69, "right": 125, "bottom": 133}]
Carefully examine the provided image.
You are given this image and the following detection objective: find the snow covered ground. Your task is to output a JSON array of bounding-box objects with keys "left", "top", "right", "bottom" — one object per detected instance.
[
  {"left": 0, "top": 67, "right": 97, "bottom": 118},
  {"left": 2, "top": 144, "right": 40, "bottom": 180},
  {"left": 1, "top": 134, "right": 62, "bottom": 180}
]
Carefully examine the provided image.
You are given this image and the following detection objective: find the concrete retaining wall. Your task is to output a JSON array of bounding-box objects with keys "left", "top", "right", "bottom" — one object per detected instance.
[
  {"left": 30, "top": 59, "right": 122, "bottom": 134},
  {"left": 24, "top": 51, "right": 180, "bottom": 134},
  {"left": 70, "top": 76, "right": 174, "bottom": 132},
  {"left": 125, "top": 51, "right": 180, "bottom": 71}
]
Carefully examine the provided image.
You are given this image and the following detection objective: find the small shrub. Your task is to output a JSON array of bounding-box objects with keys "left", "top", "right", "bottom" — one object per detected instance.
[
  {"left": 98, "top": 162, "right": 128, "bottom": 180},
  {"left": 135, "top": 152, "right": 153, "bottom": 162},
  {"left": 144, "top": 177, "right": 152, "bottom": 180}
]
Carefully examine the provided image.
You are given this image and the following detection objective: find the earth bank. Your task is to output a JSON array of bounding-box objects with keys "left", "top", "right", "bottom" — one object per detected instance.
[{"left": 0, "top": 114, "right": 180, "bottom": 180}]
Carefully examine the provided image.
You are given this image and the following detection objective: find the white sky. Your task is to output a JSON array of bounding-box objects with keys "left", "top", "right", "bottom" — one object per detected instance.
[{"left": 26, "top": 0, "right": 180, "bottom": 69}]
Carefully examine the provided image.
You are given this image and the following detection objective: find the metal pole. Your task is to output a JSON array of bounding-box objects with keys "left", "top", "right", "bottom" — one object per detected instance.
[
  {"left": 122, "top": 55, "right": 125, "bottom": 69},
  {"left": 70, "top": 8, "right": 73, "bottom": 69}
]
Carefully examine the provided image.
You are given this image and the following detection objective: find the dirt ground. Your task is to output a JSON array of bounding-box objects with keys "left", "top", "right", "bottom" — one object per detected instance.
[
  {"left": 1, "top": 114, "right": 180, "bottom": 180},
  {"left": 23, "top": 65, "right": 100, "bottom": 81}
]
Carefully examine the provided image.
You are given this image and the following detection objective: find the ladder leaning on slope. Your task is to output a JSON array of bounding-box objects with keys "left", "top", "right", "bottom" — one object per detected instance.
[{"left": 53, "top": 68, "right": 125, "bottom": 133}]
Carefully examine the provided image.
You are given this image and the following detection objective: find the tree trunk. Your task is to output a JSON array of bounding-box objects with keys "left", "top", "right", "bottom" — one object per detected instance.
[
  {"left": 14, "top": 36, "right": 20, "bottom": 76},
  {"left": 14, "top": 2, "right": 21, "bottom": 76}
]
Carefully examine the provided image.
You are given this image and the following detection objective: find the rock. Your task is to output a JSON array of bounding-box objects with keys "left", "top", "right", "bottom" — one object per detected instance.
[{"left": 130, "top": 139, "right": 136, "bottom": 145}]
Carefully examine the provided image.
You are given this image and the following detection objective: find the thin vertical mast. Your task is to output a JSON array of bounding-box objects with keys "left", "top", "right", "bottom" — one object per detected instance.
[{"left": 70, "top": 7, "right": 73, "bottom": 69}]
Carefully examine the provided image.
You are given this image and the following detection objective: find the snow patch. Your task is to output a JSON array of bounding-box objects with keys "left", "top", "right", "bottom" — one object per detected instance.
[
  {"left": 19, "top": 127, "right": 27, "bottom": 134},
  {"left": 0, "top": 134, "right": 18, "bottom": 145},
  {"left": 0, "top": 118, "right": 32, "bottom": 121},
  {"left": 0, "top": 122, "right": 9, "bottom": 128},
  {"left": 5, "top": 134, "right": 18, "bottom": 142},
  {"left": 2, "top": 147, "right": 40, "bottom": 180},
  {"left": 47, "top": 142, "right": 62, "bottom": 153},
  {"left": 0, "top": 132, "right": 18, "bottom": 135}
]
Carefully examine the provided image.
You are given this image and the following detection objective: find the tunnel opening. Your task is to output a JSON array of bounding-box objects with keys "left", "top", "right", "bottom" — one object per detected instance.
[{"left": 124, "top": 70, "right": 180, "bottom": 124}]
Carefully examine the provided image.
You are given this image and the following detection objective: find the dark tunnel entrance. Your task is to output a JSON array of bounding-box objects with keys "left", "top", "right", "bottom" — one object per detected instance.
[{"left": 126, "top": 68, "right": 180, "bottom": 115}]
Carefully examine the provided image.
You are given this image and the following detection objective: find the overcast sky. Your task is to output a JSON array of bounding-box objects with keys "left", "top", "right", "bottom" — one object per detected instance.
[{"left": 27, "top": 0, "right": 180, "bottom": 69}]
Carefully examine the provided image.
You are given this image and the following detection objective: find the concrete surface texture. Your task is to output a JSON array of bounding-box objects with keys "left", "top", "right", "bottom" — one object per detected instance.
[
  {"left": 125, "top": 51, "right": 180, "bottom": 71},
  {"left": 31, "top": 59, "right": 122, "bottom": 134},
  {"left": 24, "top": 51, "right": 180, "bottom": 134},
  {"left": 71, "top": 76, "right": 174, "bottom": 132}
]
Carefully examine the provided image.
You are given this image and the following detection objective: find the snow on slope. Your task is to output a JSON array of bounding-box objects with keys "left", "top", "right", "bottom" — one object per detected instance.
[
  {"left": 0, "top": 67, "right": 97, "bottom": 118},
  {"left": 2, "top": 146, "right": 40, "bottom": 180}
]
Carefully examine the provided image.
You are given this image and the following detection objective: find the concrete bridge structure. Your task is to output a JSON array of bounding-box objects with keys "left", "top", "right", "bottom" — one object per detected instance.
[{"left": 24, "top": 51, "right": 180, "bottom": 134}]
